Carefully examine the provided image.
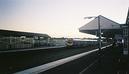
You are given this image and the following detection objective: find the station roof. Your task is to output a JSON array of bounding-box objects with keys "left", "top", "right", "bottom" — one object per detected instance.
[
  {"left": 0, "top": 29, "right": 50, "bottom": 38},
  {"left": 79, "top": 15, "right": 122, "bottom": 38}
]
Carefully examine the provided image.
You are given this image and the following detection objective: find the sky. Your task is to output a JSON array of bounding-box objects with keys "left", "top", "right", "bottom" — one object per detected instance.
[{"left": 0, "top": 0, "right": 129, "bottom": 38}]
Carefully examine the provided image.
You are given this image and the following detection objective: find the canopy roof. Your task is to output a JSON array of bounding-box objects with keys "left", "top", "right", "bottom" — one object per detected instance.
[{"left": 79, "top": 15, "right": 122, "bottom": 38}]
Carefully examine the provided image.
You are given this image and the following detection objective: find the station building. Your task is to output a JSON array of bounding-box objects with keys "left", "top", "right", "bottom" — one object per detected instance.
[{"left": 122, "top": 9, "right": 129, "bottom": 55}]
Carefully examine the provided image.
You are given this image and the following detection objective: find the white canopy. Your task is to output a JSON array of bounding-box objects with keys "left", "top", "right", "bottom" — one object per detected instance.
[
  {"left": 79, "top": 15, "right": 122, "bottom": 38},
  {"left": 79, "top": 15, "right": 120, "bottom": 31}
]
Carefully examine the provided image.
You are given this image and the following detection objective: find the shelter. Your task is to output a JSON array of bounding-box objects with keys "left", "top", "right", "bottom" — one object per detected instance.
[{"left": 79, "top": 15, "right": 122, "bottom": 38}]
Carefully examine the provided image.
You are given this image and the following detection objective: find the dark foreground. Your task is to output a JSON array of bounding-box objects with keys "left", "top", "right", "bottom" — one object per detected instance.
[
  {"left": 0, "top": 46, "right": 128, "bottom": 74},
  {"left": 43, "top": 46, "right": 129, "bottom": 74}
]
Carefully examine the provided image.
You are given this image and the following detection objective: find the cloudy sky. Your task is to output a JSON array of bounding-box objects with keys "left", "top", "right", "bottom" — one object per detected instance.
[{"left": 0, "top": 0, "right": 129, "bottom": 38}]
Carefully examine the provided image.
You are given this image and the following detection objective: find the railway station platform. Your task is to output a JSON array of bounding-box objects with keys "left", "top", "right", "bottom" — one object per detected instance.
[{"left": 81, "top": 46, "right": 128, "bottom": 74}]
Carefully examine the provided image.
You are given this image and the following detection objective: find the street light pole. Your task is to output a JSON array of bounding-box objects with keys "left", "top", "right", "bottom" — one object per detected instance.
[
  {"left": 98, "top": 16, "right": 101, "bottom": 55},
  {"left": 84, "top": 15, "right": 102, "bottom": 59},
  {"left": 84, "top": 16, "right": 101, "bottom": 52}
]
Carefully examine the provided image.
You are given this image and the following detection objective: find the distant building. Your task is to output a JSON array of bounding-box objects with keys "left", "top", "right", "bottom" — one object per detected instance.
[{"left": 0, "top": 29, "right": 51, "bottom": 50}]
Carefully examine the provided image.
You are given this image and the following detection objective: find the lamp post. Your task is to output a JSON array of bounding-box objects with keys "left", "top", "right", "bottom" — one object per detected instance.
[
  {"left": 84, "top": 15, "right": 101, "bottom": 56},
  {"left": 98, "top": 16, "right": 101, "bottom": 55}
]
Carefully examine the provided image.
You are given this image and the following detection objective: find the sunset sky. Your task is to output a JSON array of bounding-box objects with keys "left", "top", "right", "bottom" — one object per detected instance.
[{"left": 0, "top": 0, "right": 129, "bottom": 38}]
